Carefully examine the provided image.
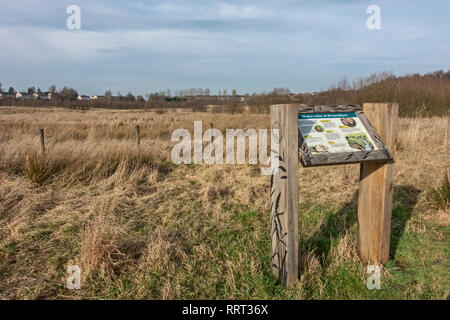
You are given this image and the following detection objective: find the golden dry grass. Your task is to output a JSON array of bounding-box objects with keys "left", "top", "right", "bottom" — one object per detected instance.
[{"left": 0, "top": 106, "right": 448, "bottom": 299}]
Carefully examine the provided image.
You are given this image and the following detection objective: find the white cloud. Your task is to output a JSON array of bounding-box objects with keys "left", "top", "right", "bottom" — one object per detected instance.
[
  {"left": 0, "top": 25, "right": 267, "bottom": 63},
  {"left": 216, "top": 3, "right": 268, "bottom": 19},
  {"left": 130, "top": 1, "right": 269, "bottom": 20},
  {"left": 0, "top": 0, "right": 449, "bottom": 94}
]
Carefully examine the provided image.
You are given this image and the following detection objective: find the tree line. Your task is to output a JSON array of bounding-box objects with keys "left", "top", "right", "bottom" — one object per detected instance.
[{"left": 1, "top": 71, "right": 449, "bottom": 117}]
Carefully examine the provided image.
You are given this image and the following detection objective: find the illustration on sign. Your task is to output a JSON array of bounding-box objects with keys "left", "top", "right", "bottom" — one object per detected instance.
[{"left": 298, "top": 112, "right": 378, "bottom": 155}]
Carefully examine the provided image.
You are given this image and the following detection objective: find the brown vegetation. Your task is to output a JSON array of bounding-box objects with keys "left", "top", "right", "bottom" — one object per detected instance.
[
  {"left": 302, "top": 71, "right": 450, "bottom": 117},
  {"left": 0, "top": 107, "right": 448, "bottom": 299},
  {"left": 2, "top": 71, "right": 450, "bottom": 117}
]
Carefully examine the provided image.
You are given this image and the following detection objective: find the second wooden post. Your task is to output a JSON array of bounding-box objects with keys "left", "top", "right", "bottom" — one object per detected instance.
[
  {"left": 270, "top": 104, "right": 299, "bottom": 287},
  {"left": 136, "top": 125, "right": 140, "bottom": 146},
  {"left": 357, "top": 103, "right": 398, "bottom": 264}
]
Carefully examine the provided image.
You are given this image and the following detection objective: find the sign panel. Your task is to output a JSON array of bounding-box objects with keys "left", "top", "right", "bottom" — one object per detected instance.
[
  {"left": 299, "top": 112, "right": 378, "bottom": 154},
  {"left": 298, "top": 105, "right": 393, "bottom": 167}
]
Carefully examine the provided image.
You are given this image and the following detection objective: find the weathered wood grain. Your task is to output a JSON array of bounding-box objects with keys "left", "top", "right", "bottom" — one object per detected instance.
[
  {"left": 270, "top": 104, "right": 299, "bottom": 287},
  {"left": 298, "top": 105, "right": 393, "bottom": 167},
  {"left": 357, "top": 103, "right": 398, "bottom": 264}
]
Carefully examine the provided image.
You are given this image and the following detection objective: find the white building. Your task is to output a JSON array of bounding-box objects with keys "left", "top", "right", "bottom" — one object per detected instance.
[{"left": 77, "top": 95, "right": 91, "bottom": 101}]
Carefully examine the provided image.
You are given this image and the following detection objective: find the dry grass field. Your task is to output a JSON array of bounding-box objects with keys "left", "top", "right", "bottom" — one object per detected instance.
[{"left": 0, "top": 106, "right": 448, "bottom": 299}]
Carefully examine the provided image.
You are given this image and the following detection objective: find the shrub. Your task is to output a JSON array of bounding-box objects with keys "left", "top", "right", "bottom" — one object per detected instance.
[
  {"left": 24, "top": 151, "right": 52, "bottom": 185},
  {"left": 426, "top": 170, "right": 450, "bottom": 211}
]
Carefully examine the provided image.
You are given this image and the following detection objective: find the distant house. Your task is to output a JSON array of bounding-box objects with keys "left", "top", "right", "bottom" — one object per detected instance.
[
  {"left": 38, "top": 92, "right": 51, "bottom": 100},
  {"left": 17, "top": 92, "right": 39, "bottom": 99},
  {"left": 1, "top": 92, "right": 16, "bottom": 99},
  {"left": 17, "top": 92, "right": 28, "bottom": 99},
  {"left": 76, "top": 95, "right": 106, "bottom": 100},
  {"left": 77, "top": 95, "right": 91, "bottom": 101}
]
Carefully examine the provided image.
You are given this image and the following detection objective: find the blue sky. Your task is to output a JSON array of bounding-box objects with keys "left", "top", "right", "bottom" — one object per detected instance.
[{"left": 1, "top": 0, "right": 449, "bottom": 95}]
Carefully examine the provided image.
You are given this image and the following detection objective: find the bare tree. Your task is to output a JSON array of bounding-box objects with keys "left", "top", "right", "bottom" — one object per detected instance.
[
  {"left": 126, "top": 92, "right": 136, "bottom": 101},
  {"left": 60, "top": 86, "right": 78, "bottom": 101},
  {"left": 27, "top": 86, "right": 36, "bottom": 95}
]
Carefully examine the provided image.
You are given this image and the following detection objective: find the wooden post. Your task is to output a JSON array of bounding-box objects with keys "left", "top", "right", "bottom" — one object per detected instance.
[
  {"left": 210, "top": 122, "right": 214, "bottom": 143},
  {"left": 357, "top": 103, "right": 398, "bottom": 264},
  {"left": 136, "top": 125, "right": 140, "bottom": 146},
  {"left": 444, "top": 116, "right": 448, "bottom": 151},
  {"left": 39, "top": 129, "right": 45, "bottom": 153},
  {"left": 270, "top": 104, "right": 299, "bottom": 287}
]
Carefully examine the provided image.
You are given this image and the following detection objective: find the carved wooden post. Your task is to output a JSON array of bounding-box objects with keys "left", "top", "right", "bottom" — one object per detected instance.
[
  {"left": 270, "top": 104, "right": 299, "bottom": 287},
  {"left": 357, "top": 103, "right": 398, "bottom": 264}
]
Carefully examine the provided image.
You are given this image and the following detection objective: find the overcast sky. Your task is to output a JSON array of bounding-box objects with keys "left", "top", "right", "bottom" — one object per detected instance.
[{"left": 1, "top": 0, "right": 449, "bottom": 95}]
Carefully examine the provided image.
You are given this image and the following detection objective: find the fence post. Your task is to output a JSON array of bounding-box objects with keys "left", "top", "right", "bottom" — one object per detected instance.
[
  {"left": 136, "top": 125, "right": 140, "bottom": 146},
  {"left": 210, "top": 122, "right": 214, "bottom": 143},
  {"left": 357, "top": 103, "right": 398, "bottom": 264},
  {"left": 40, "top": 129, "right": 45, "bottom": 153},
  {"left": 270, "top": 104, "right": 299, "bottom": 287},
  {"left": 444, "top": 117, "right": 448, "bottom": 151}
]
